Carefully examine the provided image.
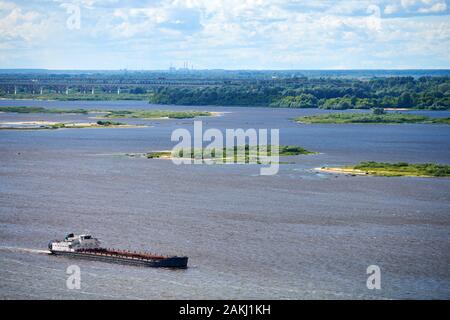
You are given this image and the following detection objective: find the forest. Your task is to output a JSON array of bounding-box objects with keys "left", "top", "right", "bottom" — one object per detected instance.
[{"left": 148, "top": 76, "right": 450, "bottom": 110}]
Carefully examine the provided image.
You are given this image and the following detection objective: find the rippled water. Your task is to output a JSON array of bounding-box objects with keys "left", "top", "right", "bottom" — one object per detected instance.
[{"left": 0, "top": 100, "right": 449, "bottom": 299}]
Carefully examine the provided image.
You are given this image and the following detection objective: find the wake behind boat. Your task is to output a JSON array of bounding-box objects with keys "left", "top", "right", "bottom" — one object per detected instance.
[{"left": 48, "top": 233, "right": 188, "bottom": 269}]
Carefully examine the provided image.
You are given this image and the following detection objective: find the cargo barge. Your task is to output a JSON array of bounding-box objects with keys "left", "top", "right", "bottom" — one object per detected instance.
[{"left": 48, "top": 233, "right": 188, "bottom": 269}]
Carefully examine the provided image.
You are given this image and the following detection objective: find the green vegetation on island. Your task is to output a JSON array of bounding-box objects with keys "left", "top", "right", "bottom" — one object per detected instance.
[
  {"left": 0, "top": 106, "right": 88, "bottom": 114},
  {"left": 353, "top": 162, "right": 450, "bottom": 177},
  {"left": 143, "top": 145, "right": 315, "bottom": 163},
  {"left": 103, "top": 110, "right": 212, "bottom": 119},
  {"left": 95, "top": 120, "right": 126, "bottom": 126},
  {"left": 295, "top": 110, "right": 450, "bottom": 124},
  {"left": 0, "top": 120, "right": 132, "bottom": 130},
  {"left": 145, "top": 151, "right": 172, "bottom": 159},
  {"left": 0, "top": 106, "right": 213, "bottom": 119},
  {"left": 323, "top": 162, "right": 450, "bottom": 177},
  {"left": 40, "top": 121, "right": 128, "bottom": 130},
  {"left": 51, "top": 122, "right": 132, "bottom": 129}
]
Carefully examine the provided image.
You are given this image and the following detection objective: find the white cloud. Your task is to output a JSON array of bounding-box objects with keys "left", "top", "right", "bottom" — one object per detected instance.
[
  {"left": 418, "top": 2, "right": 447, "bottom": 13},
  {"left": 0, "top": 0, "right": 449, "bottom": 69},
  {"left": 0, "top": 1, "right": 15, "bottom": 11},
  {"left": 398, "top": 0, "right": 448, "bottom": 13},
  {"left": 0, "top": 1, "right": 50, "bottom": 42},
  {"left": 384, "top": 4, "right": 399, "bottom": 14},
  {"left": 401, "top": 0, "right": 418, "bottom": 8}
]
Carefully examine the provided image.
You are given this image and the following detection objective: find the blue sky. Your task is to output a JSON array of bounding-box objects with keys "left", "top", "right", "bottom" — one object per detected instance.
[{"left": 0, "top": 0, "right": 449, "bottom": 69}]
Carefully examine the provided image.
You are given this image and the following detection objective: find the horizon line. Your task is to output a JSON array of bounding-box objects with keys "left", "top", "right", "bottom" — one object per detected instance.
[{"left": 1, "top": 68, "right": 450, "bottom": 72}]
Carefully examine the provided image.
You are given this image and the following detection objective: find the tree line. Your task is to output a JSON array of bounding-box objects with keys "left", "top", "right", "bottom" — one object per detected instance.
[{"left": 147, "top": 76, "right": 450, "bottom": 110}]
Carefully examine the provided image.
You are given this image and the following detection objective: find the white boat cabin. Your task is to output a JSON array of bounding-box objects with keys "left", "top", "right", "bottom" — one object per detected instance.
[{"left": 49, "top": 233, "right": 101, "bottom": 252}]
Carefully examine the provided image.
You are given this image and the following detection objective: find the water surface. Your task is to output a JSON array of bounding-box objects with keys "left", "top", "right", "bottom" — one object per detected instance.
[{"left": 0, "top": 100, "right": 449, "bottom": 299}]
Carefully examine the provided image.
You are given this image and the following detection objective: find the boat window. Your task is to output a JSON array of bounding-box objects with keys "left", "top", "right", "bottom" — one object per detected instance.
[{"left": 84, "top": 236, "right": 92, "bottom": 239}]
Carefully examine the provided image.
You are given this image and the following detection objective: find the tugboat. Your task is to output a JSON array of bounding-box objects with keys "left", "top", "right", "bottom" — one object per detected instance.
[{"left": 48, "top": 233, "right": 188, "bottom": 269}]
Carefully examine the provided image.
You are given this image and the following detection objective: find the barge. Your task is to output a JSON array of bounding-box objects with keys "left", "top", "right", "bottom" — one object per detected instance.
[{"left": 48, "top": 233, "right": 188, "bottom": 269}]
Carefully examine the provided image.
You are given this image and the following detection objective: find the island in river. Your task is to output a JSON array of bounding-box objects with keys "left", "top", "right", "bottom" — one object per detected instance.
[
  {"left": 316, "top": 162, "right": 450, "bottom": 177},
  {"left": 295, "top": 112, "right": 450, "bottom": 124},
  {"left": 0, "top": 106, "right": 215, "bottom": 119},
  {"left": 0, "top": 120, "right": 145, "bottom": 130},
  {"left": 100, "top": 110, "right": 215, "bottom": 119},
  {"left": 127, "top": 145, "right": 316, "bottom": 164},
  {"left": 0, "top": 106, "right": 217, "bottom": 130}
]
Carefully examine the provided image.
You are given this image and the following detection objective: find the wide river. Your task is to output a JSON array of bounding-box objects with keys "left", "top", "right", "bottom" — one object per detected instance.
[{"left": 0, "top": 100, "right": 449, "bottom": 299}]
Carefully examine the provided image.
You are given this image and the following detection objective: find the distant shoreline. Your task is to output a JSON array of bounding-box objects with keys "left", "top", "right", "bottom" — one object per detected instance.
[{"left": 1, "top": 98, "right": 448, "bottom": 112}]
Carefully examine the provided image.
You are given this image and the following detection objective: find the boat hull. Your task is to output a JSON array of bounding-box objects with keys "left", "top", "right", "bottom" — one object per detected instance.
[{"left": 51, "top": 251, "right": 188, "bottom": 269}]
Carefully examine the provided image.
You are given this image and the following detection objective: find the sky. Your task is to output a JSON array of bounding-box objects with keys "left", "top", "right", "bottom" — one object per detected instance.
[{"left": 0, "top": 0, "right": 449, "bottom": 70}]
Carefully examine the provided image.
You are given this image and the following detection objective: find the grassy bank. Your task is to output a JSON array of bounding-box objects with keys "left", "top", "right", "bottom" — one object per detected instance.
[
  {"left": 319, "top": 162, "right": 450, "bottom": 177},
  {"left": 295, "top": 113, "right": 450, "bottom": 124}
]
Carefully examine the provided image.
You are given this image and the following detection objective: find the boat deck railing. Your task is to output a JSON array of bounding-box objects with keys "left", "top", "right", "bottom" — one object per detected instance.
[{"left": 77, "top": 248, "right": 168, "bottom": 260}]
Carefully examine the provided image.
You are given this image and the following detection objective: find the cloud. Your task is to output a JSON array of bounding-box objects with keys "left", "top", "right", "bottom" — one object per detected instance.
[
  {"left": 0, "top": 0, "right": 449, "bottom": 69},
  {"left": 418, "top": 2, "right": 447, "bottom": 13},
  {"left": 398, "top": 0, "right": 448, "bottom": 13},
  {"left": 0, "top": 1, "right": 50, "bottom": 42},
  {"left": 384, "top": 4, "right": 399, "bottom": 14},
  {"left": 401, "top": 0, "right": 418, "bottom": 8}
]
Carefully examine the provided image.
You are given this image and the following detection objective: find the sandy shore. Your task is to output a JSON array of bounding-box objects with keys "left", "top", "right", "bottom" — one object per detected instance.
[
  {"left": 314, "top": 166, "right": 449, "bottom": 178},
  {"left": 61, "top": 122, "right": 145, "bottom": 128},
  {"left": 92, "top": 111, "right": 226, "bottom": 120},
  {"left": 92, "top": 116, "right": 174, "bottom": 120},
  {"left": 147, "top": 111, "right": 227, "bottom": 119},
  {"left": 0, "top": 121, "right": 146, "bottom": 129},
  {"left": 0, "top": 121, "right": 58, "bottom": 125},
  {"left": 314, "top": 167, "right": 369, "bottom": 175},
  {"left": 62, "top": 122, "right": 97, "bottom": 127},
  {"left": 210, "top": 111, "right": 228, "bottom": 117}
]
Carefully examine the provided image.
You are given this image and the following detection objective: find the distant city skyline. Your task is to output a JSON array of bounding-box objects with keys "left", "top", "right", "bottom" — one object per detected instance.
[{"left": 1, "top": 0, "right": 449, "bottom": 70}]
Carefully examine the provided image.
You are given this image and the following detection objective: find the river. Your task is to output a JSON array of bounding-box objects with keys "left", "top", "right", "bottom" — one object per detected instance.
[{"left": 0, "top": 100, "right": 449, "bottom": 299}]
